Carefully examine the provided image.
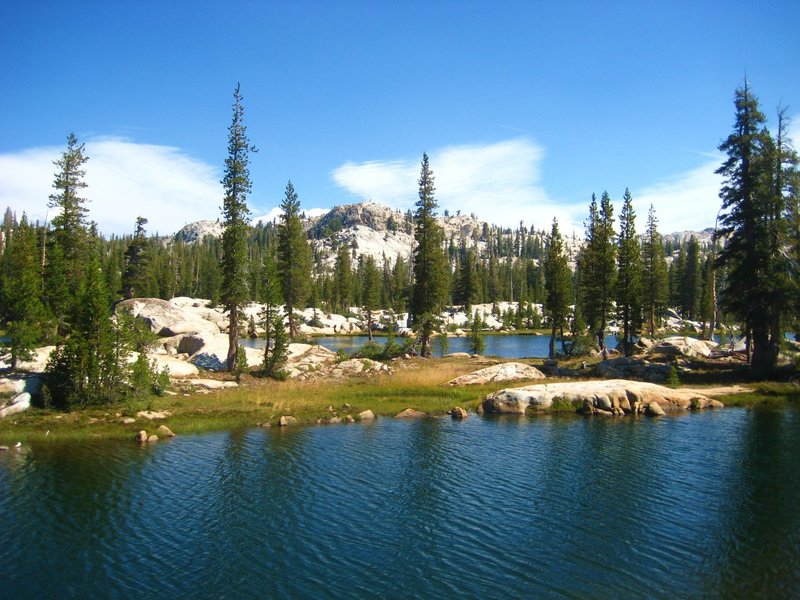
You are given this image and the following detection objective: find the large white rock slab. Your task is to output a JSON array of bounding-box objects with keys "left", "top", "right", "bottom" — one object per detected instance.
[
  {"left": 482, "top": 379, "right": 724, "bottom": 414},
  {"left": 445, "top": 362, "right": 545, "bottom": 386},
  {"left": 15, "top": 346, "right": 56, "bottom": 373},
  {"left": 185, "top": 334, "right": 262, "bottom": 371},
  {"left": 0, "top": 392, "right": 31, "bottom": 418},
  {"left": 148, "top": 354, "right": 200, "bottom": 378},
  {"left": 648, "top": 336, "right": 717, "bottom": 359}
]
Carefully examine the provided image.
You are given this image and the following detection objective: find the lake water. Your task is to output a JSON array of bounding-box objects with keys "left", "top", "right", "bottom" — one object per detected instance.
[
  {"left": 243, "top": 333, "right": 620, "bottom": 358},
  {"left": 2, "top": 408, "right": 799, "bottom": 598}
]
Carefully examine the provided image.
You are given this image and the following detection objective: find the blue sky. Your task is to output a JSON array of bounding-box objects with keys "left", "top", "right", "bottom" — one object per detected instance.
[{"left": 1, "top": 1, "right": 798, "bottom": 236}]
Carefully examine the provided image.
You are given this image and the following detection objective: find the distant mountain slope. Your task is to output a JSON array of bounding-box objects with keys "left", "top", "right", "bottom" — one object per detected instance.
[{"left": 172, "top": 201, "right": 710, "bottom": 267}]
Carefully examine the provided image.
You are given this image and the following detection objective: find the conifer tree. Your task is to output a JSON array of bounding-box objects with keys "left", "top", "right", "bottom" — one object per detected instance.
[
  {"left": 409, "top": 154, "right": 448, "bottom": 357},
  {"left": 333, "top": 246, "right": 353, "bottom": 313},
  {"left": 390, "top": 256, "right": 409, "bottom": 312},
  {"left": 468, "top": 309, "right": 486, "bottom": 355},
  {"left": 44, "top": 255, "right": 117, "bottom": 409},
  {"left": 121, "top": 217, "right": 150, "bottom": 299},
  {"left": 669, "top": 246, "right": 686, "bottom": 308},
  {"left": 681, "top": 236, "right": 702, "bottom": 319},
  {"left": 455, "top": 244, "right": 479, "bottom": 312},
  {"left": 46, "top": 133, "right": 91, "bottom": 329},
  {"left": 1, "top": 215, "right": 46, "bottom": 367},
  {"left": 615, "top": 189, "right": 642, "bottom": 356},
  {"left": 577, "top": 192, "right": 616, "bottom": 353},
  {"left": 260, "top": 253, "right": 287, "bottom": 378},
  {"left": 361, "top": 255, "right": 380, "bottom": 341},
  {"left": 641, "top": 205, "right": 669, "bottom": 336},
  {"left": 716, "top": 81, "right": 788, "bottom": 371},
  {"left": 277, "top": 180, "right": 310, "bottom": 338},
  {"left": 699, "top": 255, "right": 716, "bottom": 338},
  {"left": 543, "top": 218, "right": 572, "bottom": 358},
  {"left": 198, "top": 237, "right": 222, "bottom": 305},
  {"left": 220, "top": 84, "right": 255, "bottom": 371},
  {"left": 48, "top": 133, "right": 90, "bottom": 285}
]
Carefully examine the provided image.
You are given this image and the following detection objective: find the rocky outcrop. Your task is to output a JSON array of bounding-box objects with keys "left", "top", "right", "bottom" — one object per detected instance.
[
  {"left": 0, "top": 377, "right": 27, "bottom": 395},
  {"left": 482, "top": 379, "right": 724, "bottom": 416},
  {"left": 148, "top": 354, "right": 200, "bottom": 378},
  {"left": 136, "top": 410, "right": 169, "bottom": 420},
  {"left": 174, "top": 220, "right": 225, "bottom": 243},
  {"left": 595, "top": 357, "right": 671, "bottom": 383},
  {"left": 445, "top": 362, "right": 545, "bottom": 386},
  {"left": 283, "top": 344, "right": 338, "bottom": 379},
  {"left": 117, "top": 298, "right": 203, "bottom": 334},
  {"left": 648, "top": 336, "right": 717, "bottom": 359},
  {"left": 0, "top": 392, "right": 31, "bottom": 418},
  {"left": 183, "top": 333, "right": 263, "bottom": 370},
  {"left": 186, "top": 379, "right": 239, "bottom": 390},
  {"left": 15, "top": 346, "right": 56, "bottom": 373},
  {"left": 330, "top": 358, "right": 390, "bottom": 378}
]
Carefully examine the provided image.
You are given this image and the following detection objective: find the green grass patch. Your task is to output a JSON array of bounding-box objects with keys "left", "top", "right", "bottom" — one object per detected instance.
[
  {"left": 3, "top": 356, "right": 796, "bottom": 444},
  {"left": 0, "top": 359, "right": 496, "bottom": 443},
  {"left": 718, "top": 382, "right": 800, "bottom": 408}
]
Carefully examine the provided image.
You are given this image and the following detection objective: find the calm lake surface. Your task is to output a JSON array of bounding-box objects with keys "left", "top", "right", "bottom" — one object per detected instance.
[
  {"left": 2, "top": 409, "right": 799, "bottom": 598},
  {"left": 244, "top": 333, "right": 620, "bottom": 357}
]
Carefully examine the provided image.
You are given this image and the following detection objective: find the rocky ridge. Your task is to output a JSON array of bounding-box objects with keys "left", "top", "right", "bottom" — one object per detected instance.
[
  {"left": 481, "top": 379, "right": 725, "bottom": 416},
  {"left": 171, "top": 201, "right": 706, "bottom": 274}
]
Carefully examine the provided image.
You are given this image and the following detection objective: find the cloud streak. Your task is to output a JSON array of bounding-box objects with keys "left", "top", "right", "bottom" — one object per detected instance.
[
  {"left": 0, "top": 137, "right": 222, "bottom": 236},
  {"left": 635, "top": 157, "right": 724, "bottom": 233},
  {"left": 332, "top": 139, "right": 581, "bottom": 232}
]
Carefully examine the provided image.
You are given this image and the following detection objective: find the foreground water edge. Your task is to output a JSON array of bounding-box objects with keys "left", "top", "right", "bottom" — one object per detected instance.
[{"left": 1, "top": 408, "right": 799, "bottom": 598}]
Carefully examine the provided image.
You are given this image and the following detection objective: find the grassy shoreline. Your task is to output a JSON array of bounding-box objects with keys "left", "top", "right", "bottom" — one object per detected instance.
[{"left": 1, "top": 357, "right": 797, "bottom": 445}]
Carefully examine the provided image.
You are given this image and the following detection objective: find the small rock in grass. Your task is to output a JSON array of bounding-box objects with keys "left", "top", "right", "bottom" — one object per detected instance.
[
  {"left": 157, "top": 425, "right": 175, "bottom": 437},
  {"left": 450, "top": 406, "right": 468, "bottom": 419},
  {"left": 134, "top": 430, "right": 148, "bottom": 443},
  {"left": 279, "top": 416, "right": 298, "bottom": 427},
  {"left": 358, "top": 410, "right": 375, "bottom": 421},
  {"left": 395, "top": 408, "right": 427, "bottom": 419},
  {"left": 147, "top": 435, "right": 159, "bottom": 443}
]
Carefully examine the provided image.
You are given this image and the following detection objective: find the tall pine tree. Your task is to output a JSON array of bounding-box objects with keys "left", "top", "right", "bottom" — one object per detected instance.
[
  {"left": 543, "top": 218, "right": 572, "bottom": 358},
  {"left": 615, "top": 189, "right": 642, "bottom": 356},
  {"left": 46, "top": 133, "right": 90, "bottom": 328},
  {"left": 220, "top": 84, "right": 255, "bottom": 371},
  {"left": 716, "top": 81, "right": 787, "bottom": 372},
  {"left": 577, "top": 192, "right": 616, "bottom": 353},
  {"left": 277, "top": 181, "right": 310, "bottom": 338},
  {"left": 260, "top": 253, "right": 288, "bottom": 378},
  {"left": 409, "top": 154, "right": 448, "bottom": 357},
  {"left": 641, "top": 204, "right": 669, "bottom": 336},
  {"left": 1, "top": 215, "right": 46, "bottom": 367}
]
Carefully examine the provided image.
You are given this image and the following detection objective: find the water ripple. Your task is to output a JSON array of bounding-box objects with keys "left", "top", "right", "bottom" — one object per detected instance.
[{"left": 2, "top": 409, "right": 800, "bottom": 598}]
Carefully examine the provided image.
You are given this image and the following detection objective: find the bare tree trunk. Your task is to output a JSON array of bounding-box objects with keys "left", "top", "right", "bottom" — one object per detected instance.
[{"left": 227, "top": 304, "right": 239, "bottom": 371}]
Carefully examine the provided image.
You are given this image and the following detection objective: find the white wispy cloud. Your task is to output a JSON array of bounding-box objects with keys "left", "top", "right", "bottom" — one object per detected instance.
[
  {"left": 331, "top": 138, "right": 579, "bottom": 232},
  {"left": 635, "top": 156, "right": 724, "bottom": 233},
  {"left": 0, "top": 137, "right": 222, "bottom": 236},
  {"left": 634, "top": 116, "right": 800, "bottom": 233}
]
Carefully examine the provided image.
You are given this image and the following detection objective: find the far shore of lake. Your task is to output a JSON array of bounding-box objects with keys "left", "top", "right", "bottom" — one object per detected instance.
[{"left": 1, "top": 353, "right": 797, "bottom": 446}]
